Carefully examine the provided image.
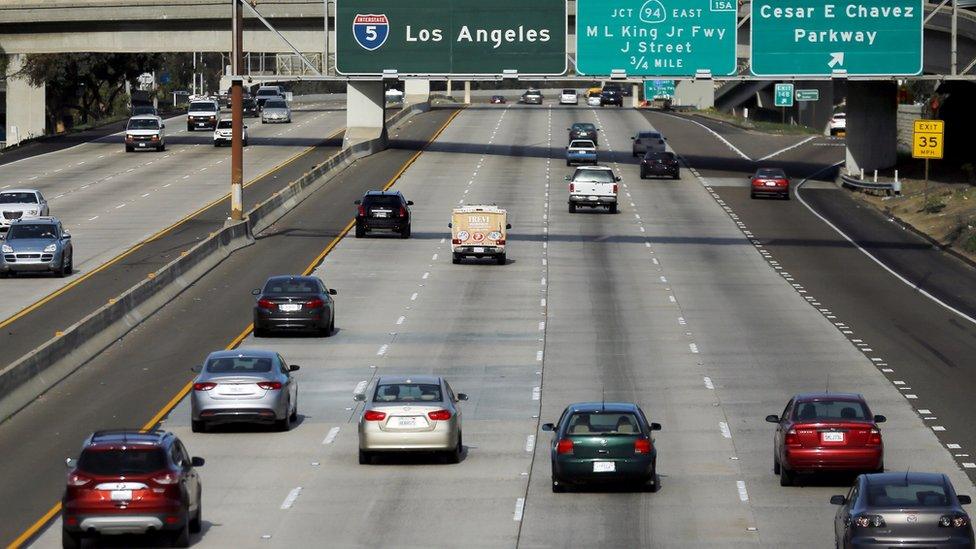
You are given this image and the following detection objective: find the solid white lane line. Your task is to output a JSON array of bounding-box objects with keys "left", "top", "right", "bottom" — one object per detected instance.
[
  {"left": 757, "top": 136, "right": 817, "bottom": 161},
  {"left": 280, "top": 487, "right": 302, "bottom": 509},
  {"left": 322, "top": 427, "right": 340, "bottom": 445}
]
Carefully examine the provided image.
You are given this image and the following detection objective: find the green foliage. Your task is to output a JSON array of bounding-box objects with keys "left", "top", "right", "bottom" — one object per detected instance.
[{"left": 922, "top": 193, "right": 947, "bottom": 214}]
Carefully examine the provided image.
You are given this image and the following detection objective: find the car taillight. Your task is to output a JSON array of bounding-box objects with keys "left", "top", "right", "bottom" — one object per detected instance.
[
  {"left": 785, "top": 428, "right": 800, "bottom": 446},
  {"left": 357, "top": 205, "right": 366, "bottom": 216},
  {"left": 152, "top": 472, "right": 180, "bottom": 485},
  {"left": 193, "top": 382, "right": 216, "bottom": 391},
  {"left": 452, "top": 238, "right": 461, "bottom": 244},
  {"left": 569, "top": 183, "right": 575, "bottom": 192},
  {"left": 66, "top": 473, "right": 91, "bottom": 487},
  {"left": 398, "top": 206, "right": 407, "bottom": 217},
  {"left": 257, "top": 298, "right": 276, "bottom": 310},
  {"left": 257, "top": 381, "right": 282, "bottom": 390},
  {"left": 940, "top": 514, "right": 970, "bottom": 528},
  {"left": 427, "top": 410, "right": 452, "bottom": 421},
  {"left": 634, "top": 439, "right": 652, "bottom": 454},
  {"left": 305, "top": 298, "right": 324, "bottom": 309},
  {"left": 364, "top": 410, "right": 386, "bottom": 421},
  {"left": 556, "top": 438, "right": 574, "bottom": 455},
  {"left": 853, "top": 514, "right": 886, "bottom": 528},
  {"left": 496, "top": 239, "right": 506, "bottom": 245},
  {"left": 778, "top": 179, "right": 788, "bottom": 186},
  {"left": 867, "top": 428, "right": 882, "bottom": 446},
  {"left": 613, "top": 184, "right": 618, "bottom": 194}
]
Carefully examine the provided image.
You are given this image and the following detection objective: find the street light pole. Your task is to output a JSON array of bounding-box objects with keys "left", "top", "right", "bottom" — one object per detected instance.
[{"left": 230, "top": 0, "right": 245, "bottom": 221}]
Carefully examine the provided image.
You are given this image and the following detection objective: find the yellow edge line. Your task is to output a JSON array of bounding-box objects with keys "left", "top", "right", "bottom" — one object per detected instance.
[
  {"left": 0, "top": 125, "right": 345, "bottom": 333},
  {"left": 4, "top": 105, "right": 463, "bottom": 549}
]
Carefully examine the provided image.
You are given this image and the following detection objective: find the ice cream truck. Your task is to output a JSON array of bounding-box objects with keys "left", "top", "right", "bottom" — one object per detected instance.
[{"left": 449, "top": 205, "right": 510, "bottom": 265}]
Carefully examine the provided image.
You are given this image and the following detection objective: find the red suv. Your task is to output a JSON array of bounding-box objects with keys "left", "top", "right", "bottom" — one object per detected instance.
[
  {"left": 61, "top": 430, "right": 204, "bottom": 548},
  {"left": 766, "top": 392, "right": 885, "bottom": 486}
]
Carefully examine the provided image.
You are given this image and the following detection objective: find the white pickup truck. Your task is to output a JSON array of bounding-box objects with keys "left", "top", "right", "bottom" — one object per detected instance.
[{"left": 566, "top": 166, "right": 620, "bottom": 214}]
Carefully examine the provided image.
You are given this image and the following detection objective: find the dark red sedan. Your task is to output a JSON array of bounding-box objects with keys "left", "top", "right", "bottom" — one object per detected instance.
[
  {"left": 490, "top": 95, "right": 506, "bottom": 104},
  {"left": 750, "top": 167, "right": 790, "bottom": 199},
  {"left": 766, "top": 392, "right": 885, "bottom": 486}
]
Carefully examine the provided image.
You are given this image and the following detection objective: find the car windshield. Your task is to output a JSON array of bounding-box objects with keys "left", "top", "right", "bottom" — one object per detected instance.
[
  {"left": 569, "top": 140, "right": 595, "bottom": 149},
  {"left": 265, "top": 100, "right": 287, "bottom": 109},
  {"left": 794, "top": 400, "right": 870, "bottom": 421},
  {"left": 573, "top": 169, "right": 614, "bottom": 183},
  {"left": 374, "top": 383, "right": 442, "bottom": 403},
  {"left": 190, "top": 102, "right": 216, "bottom": 112},
  {"left": 217, "top": 120, "right": 233, "bottom": 129},
  {"left": 257, "top": 88, "right": 279, "bottom": 96},
  {"left": 206, "top": 356, "right": 273, "bottom": 373},
  {"left": 0, "top": 192, "right": 37, "bottom": 204},
  {"left": 566, "top": 412, "right": 641, "bottom": 435},
  {"left": 867, "top": 481, "right": 949, "bottom": 507},
  {"left": 7, "top": 223, "right": 57, "bottom": 239},
  {"left": 646, "top": 152, "right": 675, "bottom": 161},
  {"left": 364, "top": 195, "right": 401, "bottom": 208},
  {"left": 127, "top": 118, "right": 160, "bottom": 130},
  {"left": 78, "top": 448, "right": 167, "bottom": 475},
  {"left": 756, "top": 168, "right": 787, "bottom": 178},
  {"left": 264, "top": 279, "right": 318, "bottom": 294}
]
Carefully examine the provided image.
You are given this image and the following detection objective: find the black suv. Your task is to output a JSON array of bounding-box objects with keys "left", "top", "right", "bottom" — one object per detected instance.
[
  {"left": 242, "top": 96, "right": 259, "bottom": 117},
  {"left": 354, "top": 191, "right": 414, "bottom": 238},
  {"left": 640, "top": 151, "right": 680, "bottom": 180},
  {"left": 568, "top": 122, "right": 599, "bottom": 145},
  {"left": 600, "top": 85, "right": 623, "bottom": 107}
]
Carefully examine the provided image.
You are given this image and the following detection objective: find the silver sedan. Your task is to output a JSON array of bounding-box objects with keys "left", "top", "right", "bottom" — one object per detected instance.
[
  {"left": 356, "top": 375, "right": 467, "bottom": 464},
  {"left": 190, "top": 349, "right": 299, "bottom": 432},
  {"left": 261, "top": 98, "right": 291, "bottom": 123}
]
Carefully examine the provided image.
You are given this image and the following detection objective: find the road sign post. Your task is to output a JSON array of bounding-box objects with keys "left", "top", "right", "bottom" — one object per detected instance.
[
  {"left": 751, "top": 0, "right": 923, "bottom": 77},
  {"left": 335, "top": 0, "right": 567, "bottom": 76},
  {"left": 576, "top": 0, "right": 737, "bottom": 77},
  {"left": 913, "top": 119, "right": 944, "bottom": 207}
]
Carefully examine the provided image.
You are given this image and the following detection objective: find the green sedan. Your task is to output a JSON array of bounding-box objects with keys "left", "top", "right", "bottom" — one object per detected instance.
[{"left": 542, "top": 402, "right": 661, "bottom": 493}]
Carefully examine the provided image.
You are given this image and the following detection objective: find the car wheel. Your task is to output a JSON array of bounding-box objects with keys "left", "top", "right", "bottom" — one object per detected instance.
[
  {"left": 358, "top": 449, "right": 373, "bottom": 465},
  {"left": 445, "top": 432, "right": 462, "bottom": 464},
  {"left": 452, "top": 253, "right": 461, "bottom": 265},
  {"left": 783, "top": 192, "right": 791, "bottom": 200},
  {"left": 275, "top": 401, "right": 292, "bottom": 431},
  {"left": 158, "top": 143, "right": 165, "bottom": 152},
  {"left": 189, "top": 494, "right": 202, "bottom": 534},
  {"left": 750, "top": 192, "right": 757, "bottom": 199},
  {"left": 355, "top": 224, "right": 365, "bottom": 238},
  {"left": 779, "top": 466, "right": 794, "bottom": 486},
  {"left": 673, "top": 172, "right": 680, "bottom": 180},
  {"left": 320, "top": 317, "right": 332, "bottom": 338},
  {"left": 58, "top": 256, "right": 71, "bottom": 278},
  {"left": 191, "top": 419, "right": 206, "bottom": 433},
  {"left": 290, "top": 397, "right": 298, "bottom": 422},
  {"left": 61, "top": 528, "right": 82, "bottom": 549},
  {"left": 400, "top": 223, "right": 411, "bottom": 239},
  {"left": 645, "top": 465, "right": 659, "bottom": 493},
  {"left": 773, "top": 453, "right": 781, "bottom": 475},
  {"left": 640, "top": 171, "right": 646, "bottom": 179},
  {"left": 551, "top": 475, "right": 566, "bottom": 493},
  {"left": 608, "top": 204, "right": 618, "bottom": 214},
  {"left": 213, "top": 142, "right": 220, "bottom": 147},
  {"left": 569, "top": 203, "right": 577, "bottom": 213},
  {"left": 243, "top": 139, "right": 248, "bottom": 147},
  {"left": 566, "top": 160, "right": 570, "bottom": 166},
  {"left": 253, "top": 325, "right": 267, "bottom": 338},
  {"left": 496, "top": 253, "right": 506, "bottom": 266},
  {"left": 170, "top": 516, "right": 191, "bottom": 547}
]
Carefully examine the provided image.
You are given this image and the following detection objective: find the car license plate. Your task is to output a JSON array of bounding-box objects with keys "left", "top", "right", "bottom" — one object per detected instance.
[
  {"left": 138, "top": 143, "right": 146, "bottom": 147},
  {"left": 280, "top": 303, "right": 301, "bottom": 312},
  {"left": 373, "top": 212, "right": 388, "bottom": 218},
  {"left": 589, "top": 196, "right": 599, "bottom": 201},
  {"left": 110, "top": 490, "right": 132, "bottom": 501},
  {"left": 473, "top": 247, "right": 485, "bottom": 253},
  {"left": 765, "top": 181, "right": 777, "bottom": 187},
  {"left": 396, "top": 417, "right": 420, "bottom": 428},
  {"left": 822, "top": 431, "right": 845, "bottom": 442},
  {"left": 593, "top": 461, "right": 615, "bottom": 473}
]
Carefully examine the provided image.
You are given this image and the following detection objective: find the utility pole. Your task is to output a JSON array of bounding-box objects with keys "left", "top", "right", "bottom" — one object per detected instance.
[{"left": 230, "top": 0, "right": 245, "bottom": 221}]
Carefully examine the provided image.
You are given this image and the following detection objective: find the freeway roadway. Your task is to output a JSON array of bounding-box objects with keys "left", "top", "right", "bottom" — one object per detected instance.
[{"left": 12, "top": 101, "right": 975, "bottom": 548}]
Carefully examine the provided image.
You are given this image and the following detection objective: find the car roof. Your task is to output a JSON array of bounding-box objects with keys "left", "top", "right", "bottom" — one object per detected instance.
[
  {"left": 0, "top": 188, "right": 40, "bottom": 194},
  {"left": 794, "top": 391, "right": 864, "bottom": 402},
  {"left": 85, "top": 429, "right": 171, "bottom": 448},
  {"left": 206, "top": 349, "right": 279, "bottom": 360},
  {"left": 376, "top": 375, "right": 442, "bottom": 385},
  {"left": 569, "top": 140, "right": 595, "bottom": 146},
  {"left": 265, "top": 275, "right": 317, "bottom": 285},
  {"left": 129, "top": 114, "right": 160, "bottom": 120},
  {"left": 364, "top": 190, "right": 401, "bottom": 197},
  {"left": 572, "top": 122, "right": 595, "bottom": 127},
  {"left": 756, "top": 167, "right": 787, "bottom": 175},
  {"left": 575, "top": 165, "right": 613, "bottom": 171},
  {"left": 864, "top": 471, "right": 948, "bottom": 486},
  {"left": 566, "top": 402, "right": 641, "bottom": 413},
  {"left": 11, "top": 216, "right": 58, "bottom": 224}
]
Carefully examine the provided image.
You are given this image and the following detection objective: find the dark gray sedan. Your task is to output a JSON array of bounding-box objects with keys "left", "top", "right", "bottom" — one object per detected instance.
[
  {"left": 252, "top": 275, "right": 337, "bottom": 337},
  {"left": 831, "top": 471, "right": 974, "bottom": 548}
]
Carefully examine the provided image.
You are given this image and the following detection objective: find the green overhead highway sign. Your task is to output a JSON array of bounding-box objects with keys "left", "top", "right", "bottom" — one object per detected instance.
[
  {"left": 644, "top": 79, "right": 676, "bottom": 99},
  {"left": 750, "top": 0, "right": 923, "bottom": 77},
  {"left": 576, "top": 0, "right": 738, "bottom": 77},
  {"left": 795, "top": 89, "right": 820, "bottom": 101},
  {"left": 335, "top": 0, "right": 567, "bottom": 76},
  {"left": 774, "top": 83, "right": 794, "bottom": 107}
]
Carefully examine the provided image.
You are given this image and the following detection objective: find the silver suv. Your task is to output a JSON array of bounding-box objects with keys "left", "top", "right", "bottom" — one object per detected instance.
[{"left": 0, "top": 217, "right": 73, "bottom": 277}]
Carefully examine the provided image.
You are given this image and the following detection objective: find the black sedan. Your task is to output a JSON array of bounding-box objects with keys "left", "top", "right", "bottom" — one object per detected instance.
[
  {"left": 568, "top": 123, "right": 599, "bottom": 145},
  {"left": 252, "top": 275, "right": 337, "bottom": 337},
  {"left": 640, "top": 151, "right": 680, "bottom": 180}
]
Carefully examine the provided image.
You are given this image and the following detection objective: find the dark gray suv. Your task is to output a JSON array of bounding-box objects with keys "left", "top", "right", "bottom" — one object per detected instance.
[{"left": 0, "top": 217, "right": 73, "bottom": 277}]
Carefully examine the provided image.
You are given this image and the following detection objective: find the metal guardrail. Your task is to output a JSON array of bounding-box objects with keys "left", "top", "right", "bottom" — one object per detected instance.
[{"left": 840, "top": 173, "right": 901, "bottom": 195}]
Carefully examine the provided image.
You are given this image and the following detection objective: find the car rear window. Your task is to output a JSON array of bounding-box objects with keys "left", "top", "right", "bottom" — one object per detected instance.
[
  {"left": 364, "top": 195, "right": 400, "bottom": 208},
  {"left": 566, "top": 412, "right": 641, "bottom": 435},
  {"left": 190, "top": 102, "right": 216, "bottom": 111},
  {"left": 7, "top": 223, "right": 57, "bottom": 239},
  {"left": 264, "top": 279, "right": 318, "bottom": 294},
  {"left": 0, "top": 192, "right": 38, "bottom": 204},
  {"left": 569, "top": 140, "right": 595, "bottom": 149},
  {"left": 206, "top": 356, "right": 273, "bottom": 373},
  {"left": 645, "top": 152, "right": 675, "bottom": 161},
  {"left": 572, "top": 123, "right": 596, "bottom": 131},
  {"left": 793, "top": 400, "right": 870, "bottom": 421},
  {"left": 638, "top": 132, "right": 661, "bottom": 139},
  {"left": 78, "top": 448, "right": 168, "bottom": 475},
  {"left": 756, "top": 168, "right": 787, "bottom": 178},
  {"left": 867, "top": 481, "right": 949, "bottom": 507},
  {"left": 374, "top": 383, "right": 442, "bottom": 403},
  {"left": 127, "top": 118, "right": 160, "bottom": 130},
  {"left": 265, "top": 100, "right": 287, "bottom": 109},
  {"left": 573, "top": 169, "right": 615, "bottom": 183},
  {"left": 257, "top": 88, "right": 280, "bottom": 96},
  {"left": 563, "top": 89, "right": 575, "bottom": 94}
]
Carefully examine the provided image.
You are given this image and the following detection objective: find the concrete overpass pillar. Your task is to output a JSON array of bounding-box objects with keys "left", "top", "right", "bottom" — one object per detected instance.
[
  {"left": 5, "top": 54, "right": 46, "bottom": 146},
  {"left": 674, "top": 80, "right": 714, "bottom": 110},
  {"left": 845, "top": 81, "right": 897, "bottom": 174},
  {"left": 343, "top": 81, "right": 386, "bottom": 150},
  {"left": 631, "top": 83, "right": 640, "bottom": 108},
  {"left": 403, "top": 79, "right": 430, "bottom": 108}
]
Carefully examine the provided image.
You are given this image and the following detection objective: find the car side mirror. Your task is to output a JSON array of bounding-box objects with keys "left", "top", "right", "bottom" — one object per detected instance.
[
  {"left": 191, "top": 364, "right": 202, "bottom": 373},
  {"left": 455, "top": 393, "right": 468, "bottom": 401},
  {"left": 447, "top": 222, "right": 452, "bottom": 228},
  {"left": 62, "top": 233, "right": 71, "bottom": 240},
  {"left": 765, "top": 414, "right": 780, "bottom": 423},
  {"left": 161, "top": 123, "right": 166, "bottom": 129},
  {"left": 354, "top": 200, "right": 361, "bottom": 205},
  {"left": 650, "top": 422, "right": 662, "bottom": 431},
  {"left": 630, "top": 136, "right": 635, "bottom": 140},
  {"left": 353, "top": 393, "right": 366, "bottom": 402},
  {"left": 873, "top": 414, "right": 886, "bottom": 423},
  {"left": 65, "top": 457, "right": 76, "bottom": 469},
  {"left": 505, "top": 224, "right": 511, "bottom": 230},
  {"left": 329, "top": 288, "right": 338, "bottom": 295},
  {"left": 615, "top": 176, "right": 622, "bottom": 182},
  {"left": 251, "top": 288, "right": 261, "bottom": 296},
  {"left": 407, "top": 201, "right": 414, "bottom": 206},
  {"left": 289, "top": 365, "right": 300, "bottom": 371},
  {"left": 663, "top": 137, "right": 667, "bottom": 140},
  {"left": 830, "top": 495, "right": 846, "bottom": 505},
  {"left": 564, "top": 176, "right": 571, "bottom": 181},
  {"left": 191, "top": 457, "right": 205, "bottom": 467},
  {"left": 541, "top": 423, "right": 555, "bottom": 432},
  {"left": 959, "top": 495, "right": 972, "bottom": 505}
]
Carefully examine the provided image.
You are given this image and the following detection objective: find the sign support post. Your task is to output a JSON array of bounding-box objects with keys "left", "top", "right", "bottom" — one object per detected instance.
[{"left": 230, "top": 0, "right": 244, "bottom": 221}]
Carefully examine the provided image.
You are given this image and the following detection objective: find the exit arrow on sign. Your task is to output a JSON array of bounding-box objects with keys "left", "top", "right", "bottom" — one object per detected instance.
[{"left": 828, "top": 52, "right": 844, "bottom": 68}]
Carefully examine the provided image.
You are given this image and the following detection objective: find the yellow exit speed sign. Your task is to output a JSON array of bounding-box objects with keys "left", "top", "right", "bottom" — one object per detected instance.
[{"left": 912, "top": 119, "right": 944, "bottom": 159}]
